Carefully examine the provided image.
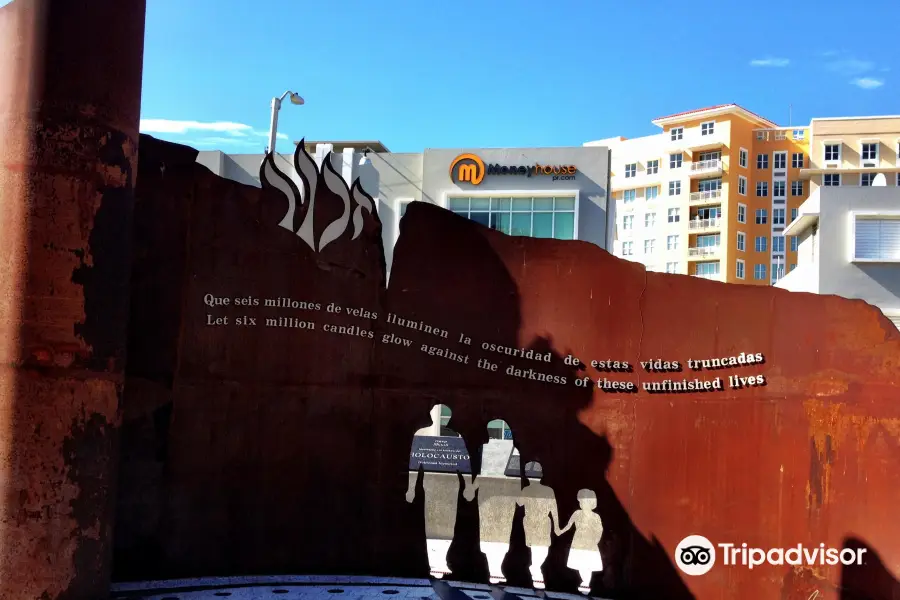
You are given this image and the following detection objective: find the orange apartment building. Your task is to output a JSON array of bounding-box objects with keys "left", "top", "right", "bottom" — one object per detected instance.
[{"left": 587, "top": 104, "right": 810, "bottom": 285}]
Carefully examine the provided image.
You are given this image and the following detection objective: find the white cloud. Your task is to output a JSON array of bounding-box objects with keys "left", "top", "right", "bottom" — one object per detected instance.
[
  {"left": 821, "top": 50, "right": 840, "bottom": 57},
  {"left": 750, "top": 57, "right": 790, "bottom": 67},
  {"left": 851, "top": 77, "right": 885, "bottom": 90},
  {"left": 139, "top": 118, "right": 288, "bottom": 140},
  {"left": 880, "top": 66, "right": 891, "bottom": 73},
  {"left": 826, "top": 59, "right": 874, "bottom": 76}
]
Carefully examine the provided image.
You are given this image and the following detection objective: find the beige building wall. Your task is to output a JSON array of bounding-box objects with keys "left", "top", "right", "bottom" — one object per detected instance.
[{"left": 805, "top": 116, "right": 900, "bottom": 194}]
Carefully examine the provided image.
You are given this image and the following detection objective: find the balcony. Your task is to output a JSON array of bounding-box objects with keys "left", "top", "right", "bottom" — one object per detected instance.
[
  {"left": 689, "top": 159, "right": 723, "bottom": 178},
  {"left": 668, "top": 128, "right": 727, "bottom": 153},
  {"left": 688, "top": 217, "right": 721, "bottom": 232},
  {"left": 688, "top": 245, "right": 721, "bottom": 259},
  {"left": 689, "top": 190, "right": 722, "bottom": 205}
]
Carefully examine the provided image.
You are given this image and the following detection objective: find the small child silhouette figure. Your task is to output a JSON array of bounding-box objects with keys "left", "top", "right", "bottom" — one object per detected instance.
[{"left": 558, "top": 489, "right": 603, "bottom": 594}]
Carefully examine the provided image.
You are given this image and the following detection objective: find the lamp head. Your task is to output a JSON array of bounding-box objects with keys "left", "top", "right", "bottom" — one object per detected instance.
[
  {"left": 358, "top": 148, "right": 371, "bottom": 166},
  {"left": 289, "top": 93, "right": 305, "bottom": 105}
]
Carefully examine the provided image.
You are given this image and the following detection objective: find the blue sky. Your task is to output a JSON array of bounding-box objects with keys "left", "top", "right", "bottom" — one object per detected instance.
[{"left": 139, "top": 0, "right": 899, "bottom": 154}]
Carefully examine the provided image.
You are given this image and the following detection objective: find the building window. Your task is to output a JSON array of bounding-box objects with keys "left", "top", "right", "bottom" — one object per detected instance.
[
  {"left": 773, "top": 235, "right": 785, "bottom": 252},
  {"left": 670, "top": 153, "right": 683, "bottom": 169},
  {"left": 447, "top": 195, "right": 576, "bottom": 239},
  {"left": 696, "top": 261, "right": 721, "bottom": 277},
  {"left": 773, "top": 181, "right": 785, "bottom": 197},
  {"left": 668, "top": 208, "right": 680, "bottom": 223},
  {"left": 755, "top": 236, "right": 768, "bottom": 252},
  {"left": 670, "top": 127, "right": 683, "bottom": 141},
  {"left": 738, "top": 175, "right": 747, "bottom": 195},
  {"left": 695, "top": 233, "right": 720, "bottom": 248},
  {"left": 644, "top": 239, "right": 656, "bottom": 254},
  {"left": 792, "top": 153, "right": 804, "bottom": 168},
  {"left": 791, "top": 208, "right": 798, "bottom": 221},
  {"left": 623, "top": 189, "right": 636, "bottom": 203},
  {"left": 861, "top": 142, "right": 879, "bottom": 162},
  {"left": 757, "top": 153, "right": 769, "bottom": 169},
  {"left": 772, "top": 262, "right": 785, "bottom": 283},
  {"left": 824, "top": 143, "right": 841, "bottom": 163},
  {"left": 665, "top": 262, "right": 678, "bottom": 273},
  {"left": 623, "top": 215, "right": 634, "bottom": 230},
  {"left": 854, "top": 217, "right": 900, "bottom": 261},
  {"left": 756, "top": 209, "right": 768, "bottom": 224},
  {"left": 824, "top": 173, "right": 841, "bottom": 187},
  {"left": 697, "top": 177, "right": 722, "bottom": 193},
  {"left": 861, "top": 173, "right": 876, "bottom": 186},
  {"left": 791, "top": 181, "right": 803, "bottom": 196},
  {"left": 790, "top": 236, "right": 799, "bottom": 252},
  {"left": 737, "top": 232, "right": 746, "bottom": 252},
  {"left": 736, "top": 259, "right": 745, "bottom": 279},
  {"left": 647, "top": 159, "right": 659, "bottom": 175},
  {"left": 622, "top": 241, "right": 634, "bottom": 256},
  {"left": 739, "top": 148, "right": 748, "bottom": 168},
  {"left": 645, "top": 212, "right": 656, "bottom": 227},
  {"left": 754, "top": 264, "right": 767, "bottom": 280},
  {"left": 774, "top": 152, "right": 787, "bottom": 170},
  {"left": 756, "top": 131, "right": 767, "bottom": 141},
  {"left": 773, "top": 208, "right": 785, "bottom": 225},
  {"left": 793, "top": 129, "right": 805, "bottom": 140},
  {"left": 737, "top": 203, "right": 747, "bottom": 224},
  {"left": 667, "top": 234, "right": 679, "bottom": 250},
  {"left": 669, "top": 181, "right": 681, "bottom": 196},
  {"left": 701, "top": 121, "right": 715, "bottom": 136},
  {"left": 756, "top": 181, "right": 769, "bottom": 197},
  {"left": 790, "top": 263, "right": 797, "bottom": 271},
  {"left": 625, "top": 163, "right": 637, "bottom": 178},
  {"left": 645, "top": 186, "right": 659, "bottom": 200},
  {"left": 774, "top": 131, "right": 787, "bottom": 141},
  {"left": 897, "top": 172, "right": 900, "bottom": 186}
]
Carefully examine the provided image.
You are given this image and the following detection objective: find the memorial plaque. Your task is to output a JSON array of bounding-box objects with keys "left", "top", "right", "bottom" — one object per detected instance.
[
  {"left": 409, "top": 435, "right": 471, "bottom": 473},
  {"left": 479, "top": 440, "right": 514, "bottom": 477}
]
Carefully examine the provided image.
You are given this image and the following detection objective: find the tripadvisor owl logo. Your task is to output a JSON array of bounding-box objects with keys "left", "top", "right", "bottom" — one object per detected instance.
[{"left": 676, "top": 535, "right": 716, "bottom": 576}]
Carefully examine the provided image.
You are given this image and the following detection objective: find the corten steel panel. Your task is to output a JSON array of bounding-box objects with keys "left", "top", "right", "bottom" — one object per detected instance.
[
  {"left": 116, "top": 136, "right": 900, "bottom": 600},
  {"left": 0, "top": 0, "right": 146, "bottom": 598}
]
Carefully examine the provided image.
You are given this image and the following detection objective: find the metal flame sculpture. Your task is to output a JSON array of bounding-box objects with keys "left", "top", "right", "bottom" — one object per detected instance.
[{"left": 259, "top": 138, "right": 377, "bottom": 252}]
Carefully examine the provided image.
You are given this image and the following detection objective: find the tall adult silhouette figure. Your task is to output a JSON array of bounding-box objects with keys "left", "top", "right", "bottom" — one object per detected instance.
[
  {"left": 406, "top": 404, "right": 473, "bottom": 578},
  {"left": 516, "top": 461, "right": 560, "bottom": 589},
  {"left": 463, "top": 422, "right": 518, "bottom": 584}
]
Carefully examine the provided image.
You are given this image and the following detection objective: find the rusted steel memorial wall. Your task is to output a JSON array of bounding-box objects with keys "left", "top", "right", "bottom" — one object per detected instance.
[
  {"left": 0, "top": 2, "right": 899, "bottom": 599},
  {"left": 113, "top": 136, "right": 900, "bottom": 600}
]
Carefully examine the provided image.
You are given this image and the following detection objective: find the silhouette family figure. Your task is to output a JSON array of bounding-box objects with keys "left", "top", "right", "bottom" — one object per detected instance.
[{"left": 406, "top": 404, "right": 604, "bottom": 594}]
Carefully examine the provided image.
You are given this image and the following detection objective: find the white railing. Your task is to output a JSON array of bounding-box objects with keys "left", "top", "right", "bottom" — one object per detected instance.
[
  {"left": 692, "top": 272, "right": 721, "bottom": 280},
  {"left": 688, "top": 246, "right": 720, "bottom": 257},
  {"left": 688, "top": 218, "right": 721, "bottom": 230},
  {"left": 689, "top": 190, "right": 722, "bottom": 203},
  {"left": 691, "top": 159, "right": 722, "bottom": 173}
]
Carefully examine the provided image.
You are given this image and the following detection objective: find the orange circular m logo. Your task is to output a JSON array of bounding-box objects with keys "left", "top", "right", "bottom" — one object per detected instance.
[{"left": 450, "top": 153, "right": 485, "bottom": 185}]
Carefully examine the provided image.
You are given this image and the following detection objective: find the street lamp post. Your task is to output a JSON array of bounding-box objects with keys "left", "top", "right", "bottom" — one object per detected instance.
[{"left": 267, "top": 89, "right": 304, "bottom": 155}]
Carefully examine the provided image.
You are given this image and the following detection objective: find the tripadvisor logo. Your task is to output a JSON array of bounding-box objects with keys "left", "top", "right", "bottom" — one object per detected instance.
[{"left": 449, "top": 153, "right": 577, "bottom": 186}]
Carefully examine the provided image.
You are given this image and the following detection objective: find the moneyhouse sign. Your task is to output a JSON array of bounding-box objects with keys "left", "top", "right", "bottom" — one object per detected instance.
[{"left": 449, "top": 153, "right": 577, "bottom": 185}]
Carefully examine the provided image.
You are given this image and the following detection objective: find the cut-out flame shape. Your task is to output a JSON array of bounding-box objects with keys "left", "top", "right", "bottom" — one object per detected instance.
[{"left": 259, "top": 138, "right": 377, "bottom": 252}]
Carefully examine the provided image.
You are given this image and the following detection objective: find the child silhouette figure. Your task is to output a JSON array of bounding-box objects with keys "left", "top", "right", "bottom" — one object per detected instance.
[{"left": 558, "top": 489, "right": 603, "bottom": 594}]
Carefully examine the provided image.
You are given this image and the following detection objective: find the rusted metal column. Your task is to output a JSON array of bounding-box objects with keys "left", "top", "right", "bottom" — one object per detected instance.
[{"left": 0, "top": 0, "right": 146, "bottom": 598}]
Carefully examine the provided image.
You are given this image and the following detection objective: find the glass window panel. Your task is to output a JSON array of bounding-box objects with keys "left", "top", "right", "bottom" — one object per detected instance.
[
  {"left": 470, "top": 197, "right": 490, "bottom": 210},
  {"left": 491, "top": 197, "right": 511, "bottom": 211},
  {"left": 490, "top": 212, "right": 510, "bottom": 234},
  {"left": 554, "top": 213, "right": 575, "bottom": 240},
  {"left": 469, "top": 212, "right": 490, "bottom": 227},
  {"left": 533, "top": 197, "right": 554, "bottom": 210},
  {"left": 555, "top": 197, "right": 575, "bottom": 210},
  {"left": 449, "top": 197, "right": 469, "bottom": 211},
  {"left": 512, "top": 197, "right": 533, "bottom": 212},
  {"left": 511, "top": 213, "right": 532, "bottom": 236},
  {"left": 533, "top": 213, "right": 553, "bottom": 238},
  {"left": 440, "top": 405, "right": 451, "bottom": 417}
]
